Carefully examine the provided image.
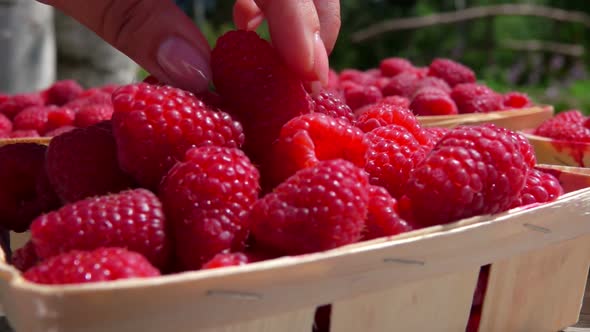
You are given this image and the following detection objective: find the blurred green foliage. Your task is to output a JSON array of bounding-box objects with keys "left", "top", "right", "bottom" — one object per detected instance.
[{"left": 194, "top": 0, "right": 590, "bottom": 113}]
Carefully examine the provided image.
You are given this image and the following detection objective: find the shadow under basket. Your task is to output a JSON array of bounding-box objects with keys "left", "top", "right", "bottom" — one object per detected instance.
[
  {"left": 1, "top": 164, "right": 590, "bottom": 332},
  {"left": 418, "top": 105, "right": 554, "bottom": 131}
]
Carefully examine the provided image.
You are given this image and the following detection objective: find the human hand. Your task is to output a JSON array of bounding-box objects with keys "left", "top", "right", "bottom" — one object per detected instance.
[{"left": 37, "top": 0, "right": 340, "bottom": 93}]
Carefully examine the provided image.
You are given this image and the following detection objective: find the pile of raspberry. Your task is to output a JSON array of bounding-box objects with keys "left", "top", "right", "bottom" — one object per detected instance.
[
  {"left": 2, "top": 30, "right": 562, "bottom": 288},
  {"left": 325, "top": 57, "right": 533, "bottom": 116},
  {"left": 0, "top": 80, "right": 117, "bottom": 138},
  {"left": 533, "top": 110, "right": 590, "bottom": 142}
]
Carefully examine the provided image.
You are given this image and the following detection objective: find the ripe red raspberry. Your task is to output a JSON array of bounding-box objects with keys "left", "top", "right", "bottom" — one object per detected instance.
[
  {"left": 64, "top": 91, "right": 111, "bottom": 113},
  {"left": 381, "top": 71, "right": 422, "bottom": 98},
  {"left": 363, "top": 186, "right": 413, "bottom": 241},
  {"left": 99, "top": 84, "right": 120, "bottom": 94},
  {"left": 11, "top": 241, "right": 39, "bottom": 272},
  {"left": 534, "top": 111, "right": 590, "bottom": 142},
  {"left": 424, "top": 127, "right": 450, "bottom": 143},
  {"left": 503, "top": 92, "right": 532, "bottom": 109},
  {"left": 451, "top": 83, "right": 503, "bottom": 114},
  {"left": 372, "top": 77, "right": 391, "bottom": 91},
  {"left": 0, "top": 94, "right": 7, "bottom": 104},
  {"left": 23, "top": 248, "right": 160, "bottom": 285},
  {"left": 12, "top": 105, "right": 55, "bottom": 134},
  {"left": 75, "top": 104, "right": 114, "bottom": 127},
  {"left": 553, "top": 110, "right": 586, "bottom": 123},
  {"left": 31, "top": 188, "right": 170, "bottom": 269},
  {"left": 380, "top": 57, "right": 414, "bottom": 77},
  {"left": 364, "top": 124, "right": 431, "bottom": 198},
  {"left": 160, "top": 146, "right": 260, "bottom": 270},
  {"left": 0, "top": 143, "right": 59, "bottom": 232},
  {"left": 250, "top": 160, "right": 369, "bottom": 255},
  {"left": 327, "top": 69, "right": 340, "bottom": 91},
  {"left": 311, "top": 90, "right": 354, "bottom": 123},
  {"left": 413, "top": 77, "right": 452, "bottom": 95},
  {"left": 45, "top": 125, "right": 76, "bottom": 137},
  {"left": 202, "top": 252, "right": 250, "bottom": 269},
  {"left": 379, "top": 96, "right": 410, "bottom": 109},
  {"left": 410, "top": 88, "right": 459, "bottom": 116},
  {"left": 46, "top": 107, "right": 75, "bottom": 131},
  {"left": 339, "top": 69, "right": 375, "bottom": 85},
  {"left": 10, "top": 129, "right": 40, "bottom": 138},
  {"left": 46, "top": 121, "right": 136, "bottom": 202},
  {"left": 428, "top": 58, "right": 476, "bottom": 87},
  {"left": 343, "top": 84, "right": 382, "bottom": 110},
  {"left": 355, "top": 102, "right": 429, "bottom": 146},
  {"left": 0, "top": 93, "right": 44, "bottom": 119},
  {"left": 42, "top": 80, "right": 84, "bottom": 106},
  {"left": 401, "top": 124, "right": 530, "bottom": 227},
  {"left": 112, "top": 83, "right": 244, "bottom": 189},
  {"left": 211, "top": 30, "right": 312, "bottom": 165},
  {"left": 270, "top": 113, "right": 367, "bottom": 188},
  {"left": 0, "top": 113, "right": 12, "bottom": 133},
  {"left": 510, "top": 169, "right": 563, "bottom": 208}
]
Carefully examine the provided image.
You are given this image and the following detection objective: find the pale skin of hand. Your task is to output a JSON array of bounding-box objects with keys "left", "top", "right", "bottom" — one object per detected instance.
[{"left": 36, "top": 0, "right": 340, "bottom": 93}]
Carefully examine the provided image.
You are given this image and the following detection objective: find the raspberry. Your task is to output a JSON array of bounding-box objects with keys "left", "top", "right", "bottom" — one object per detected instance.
[
  {"left": 75, "top": 104, "right": 114, "bottom": 127},
  {"left": 382, "top": 71, "right": 422, "bottom": 98},
  {"left": 339, "top": 69, "right": 375, "bottom": 85},
  {"left": 503, "top": 92, "right": 532, "bottom": 109},
  {"left": 413, "top": 77, "right": 452, "bottom": 95},
  {"left": 364, "top": 124, "right": 431, "bottom": 198},
  {"left": 23, "top": 248, "right": 160, "bottom": 285},
  {"left": 311, "top": 90, "right": 354, "bottom": 123},
  {"left": 11, "top": 241, "right": 39, "bottom": 272},
  {"left": 0, "top": 143, "right": 59, "bottom": 232},
  {"left": 380, "top": 57, "right": 414, "bottom": 77},
  {"left": 42, "top": 80, "right": 84, "bottom": 106},
  {"left": 112, "top": 83, "right": 244, "bottom": 189},
  {"left": 0, "top": 113, "right": 12, "bottom": 133},
  {"left": 159, "top": 146, "right": 260, "bottom": 270},
  {"left": 343, "top": 84, "right": 382, "bottom": 110},
  {"left": 64, "top": 91, "right": 111, "bottom": 113},
  {"left": 401, "top": 124, "right": 530, "bottom": 227},
  {"left": 202, "top": 252, "right": 250, "bottom": 269},
  {"left": 0, "top": 93, "right": 44, "bottom": 119},
  {"left": 428, "top": 58, "right": 476, "bottom": 87},
  {"left": 355, "top": 102, "right": 429, "bottom": 146},
  {"left": 12, "top": 105, "right": 54, "bottom": 134},
  {"left": 270, "top": 113, "right": 367, "bottom": 187},
  {"left": 45, "top": 125, "right": 76, "bottom": 137},
  {"left": 46, "top": 107, "right": 75, "bottom": 131},
  {"left": 250, "top": 160, "right": 369, "bottom": 255},
  {"left": 31, "top": 188, "right": 170, "bottom": 269},
  {"left": 10, "top": 129, "right": 40, "bottom": 138},
  {"left": 211, "top": 30, "right": 312, "bottom": 166},
  {"left": 46, "top": 121, "right": 136, "bottom": 202},
  {"left": 505, "top": 129, "right": 536, "bottom": 169},
  {"left": 99, "top": 84, "right": 120, "bottom": 94},
  {"left": 451, "top": 83, "right": 503, "bottom": 114},
  {"left": 327, "top": 69, "right": 340, "bottom": 91},
  {"left": 379, "top": 96, "right": 411, "bottom": 109},
  {"left": 424, "top": 127, "right": 450, "bottom": 143},
  {"left": 554, "top": 110, "right": 586, "bottom": 123},
  {"left": 510, "top": 169, "right": 563, "bottom": 208},
  {"left": 363, "top": 186, "right": 413, "bottom": 241},
  {"left": 534, "top": 111, "right": 590, "bottom": 142},
  {"left": 410, "top": 88, "right": 459, "bottom": 116},
  {"left": 373, "top": 77, "right": 392, "bottom": 91}
]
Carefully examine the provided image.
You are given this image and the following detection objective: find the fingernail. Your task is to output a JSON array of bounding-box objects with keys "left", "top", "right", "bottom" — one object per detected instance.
[
  {"left": 246, "top": 13, "right": 265, "bottom": 31},
  {"left": 157, "top": 36, "right": 211, "bottom": 93},
  {"left": 313, "top": 32, "right": 329, "bottom": 87}
]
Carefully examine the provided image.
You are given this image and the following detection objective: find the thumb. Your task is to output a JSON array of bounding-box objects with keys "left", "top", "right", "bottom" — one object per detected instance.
[{"left": 40, "top": 0, "right": 212, "bottom": 93}]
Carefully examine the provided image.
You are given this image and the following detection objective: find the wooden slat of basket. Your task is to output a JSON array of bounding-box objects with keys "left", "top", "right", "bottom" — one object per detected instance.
[
  {"left": 331, "top": 269, "right": 478, "bottom": 332},
  {"left": 479, "top": 235, "right": 590, "bottom": 332},
  {"left": 522, "top": 132, "right": 590, "bottom": 168},
  {"left": 202, "top": 308, "right": 314, "bottom": 332},
  {"left": 418, "top": 106, "right": 554, "bottom": 131},
  {"left": 2, "top": 189, "right": 590, "bottom": 331},
  {"left": 0, "top": 137, "right": 51, "bottom": 147}
]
